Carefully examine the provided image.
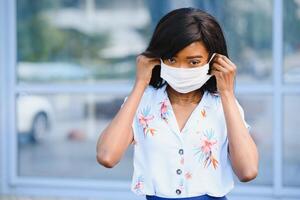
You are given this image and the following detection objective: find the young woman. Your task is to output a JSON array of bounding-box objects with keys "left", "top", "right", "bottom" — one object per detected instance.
[{"left": 96, "top": 7, "right": 259, "bottom": 200}]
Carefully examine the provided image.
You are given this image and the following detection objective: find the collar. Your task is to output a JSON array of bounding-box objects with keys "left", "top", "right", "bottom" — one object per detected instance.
[{"left": 158, "top": 84, "right": 215, "bottom": 109}]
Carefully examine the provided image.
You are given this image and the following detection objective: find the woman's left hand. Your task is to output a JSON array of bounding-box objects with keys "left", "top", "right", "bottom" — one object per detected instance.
[
  {"left": 210, "top": 53, "right": 237, "bottom": 95},
  {"left": 210, "top": 54, "right": 259, "bottom": 181}
]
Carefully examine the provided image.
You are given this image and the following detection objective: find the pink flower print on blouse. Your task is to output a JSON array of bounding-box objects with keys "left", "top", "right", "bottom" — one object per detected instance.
[
  {"left": 159, "top": 98, "right": 171, "bottom": 124},
  {"left": 138, "top": 106, "right": 156, "bottom": 137},
  {"left": 180, "top": 157, "right": 184, "bottom": 165},
  {"left": 193, "top": 128, "right": 219, "bottom": 169},
  {"left": 133, "top": 175, "right": 144, "bottom": 194},
  {"left": 185, "top": 172, "right": 192, "bottom": 180}
]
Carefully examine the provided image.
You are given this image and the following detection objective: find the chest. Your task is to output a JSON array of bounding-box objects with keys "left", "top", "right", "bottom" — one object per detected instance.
[
  {"left": 172, "top": 103, "right": 198, "bottom": 133},
  {"left": 134, "top": 100, "right": 228, "bottom": 172},
  {"left": 135, "top": 99, "right": 226, "bottom": 149}
]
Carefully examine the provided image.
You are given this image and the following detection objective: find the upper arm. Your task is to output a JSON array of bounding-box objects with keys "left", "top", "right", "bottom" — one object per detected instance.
[
  {"left": 235, "top": 98, "right": 251, "bottom": 132},
  {"left": 121, "top": 96, "right": 137, "bottom": 146},
  {"left": 120, "top": 86, "right": 155, "bottom": 147}
]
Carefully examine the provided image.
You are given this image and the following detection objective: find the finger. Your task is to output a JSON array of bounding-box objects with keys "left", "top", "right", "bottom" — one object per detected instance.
[
  {"left": 213, "top": 54, "right": 230, "bottom": 64},
  {"left": 217, "top": 54, "right": 236, "bottom": 69},
  {"left": 221, "top": 55, "right": 235, "bottom": 67},
  {"left": 151, "top": 60, "right": 161, "bottom": 66},
  {"left": 210, "top": 69, "right": 221, "bottom": 77},
  {"left": 147, "top": 58, "right": 160, "bottom": 65},
  {"left": 214, "top": 56, "right": 235, "bottom": 71},
  {"left": 211, "top": 54, "right": 221, "bottom": 63},
  {"left": 212, "top": 54, "right": 225, "bottom": 65},
  {"left": 148, "top": 57, "right": 160, "bottom": 61},
  {"left": 212, "top": 63, "right": 229, "bottom": 73}
]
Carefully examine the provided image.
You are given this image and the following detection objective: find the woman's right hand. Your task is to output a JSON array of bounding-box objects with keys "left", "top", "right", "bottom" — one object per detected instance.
[
  {"left": 135, "top": 54, "right": 160, "bottom": 88},
  {"left": 97, "top": 54, "right": 160, "bottom": 168}
]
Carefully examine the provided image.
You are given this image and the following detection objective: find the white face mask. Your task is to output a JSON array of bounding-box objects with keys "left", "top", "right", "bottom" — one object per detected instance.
[{"left": 160, "top": 53, "right": 216, "bottom": 93}]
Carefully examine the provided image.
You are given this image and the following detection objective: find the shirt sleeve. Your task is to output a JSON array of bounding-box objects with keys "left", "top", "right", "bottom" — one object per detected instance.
[
  {"left": 235, "top": 98, "right": 252, "bottom": 133},
  {"left": 120, "top": 96, "right": 137, "bottom": 145}
]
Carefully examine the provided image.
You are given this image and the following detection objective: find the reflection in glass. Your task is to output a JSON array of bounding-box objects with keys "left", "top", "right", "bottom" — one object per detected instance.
[
  {"left": 17, "top": 93, "right": 133, "bottom": 179},
  {"left": 17, "top": 93, "right": 273, "bottom": 184},
  {"left": 283, "top": 96, "right": 300, "bottom": 187},
  {"left": 233, "top": 95, "right": 273, "bottom": 186},
  {"left": 17, "top": 0, "right": 150, "bottom": 83},
  {"left": 17, "top": 0, "right": 273, "bottom": 84},
  {"left": 283, "top": 0, "right": 300, "bottom": 83},
  {"left": 196, "top": 0, "right": 273, "bottom": 83}
]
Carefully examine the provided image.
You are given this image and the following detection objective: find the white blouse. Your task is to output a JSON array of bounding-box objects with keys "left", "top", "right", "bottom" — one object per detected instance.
[{"left": 121, "top": 83, "right": 251, "bottom": 198}]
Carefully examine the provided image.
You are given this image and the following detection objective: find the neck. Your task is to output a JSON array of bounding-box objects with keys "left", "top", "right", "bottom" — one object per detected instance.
[{"left": 166, "top": 85, "right": 203, "bottom": 105}]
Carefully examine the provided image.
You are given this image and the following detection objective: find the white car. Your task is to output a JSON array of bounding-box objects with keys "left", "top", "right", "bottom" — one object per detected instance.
[{"left": 17, "top": 95, "right": 55, "bottom": 143}]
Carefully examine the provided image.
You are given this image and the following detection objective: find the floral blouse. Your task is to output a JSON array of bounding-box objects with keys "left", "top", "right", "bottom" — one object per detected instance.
[{"left": 121, "top": 84, "right": 251, "bottom": 198}]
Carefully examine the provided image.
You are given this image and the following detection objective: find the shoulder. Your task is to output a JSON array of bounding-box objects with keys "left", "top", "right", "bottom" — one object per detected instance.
[
  {"left": 121, "top": 85, "right": 160, "bottom": 110},
  {"left": 140, "top": 85, "right": 158, "bottom": 101},
  {"left": 143, "top": 84, "right": 164, "bottom": 100},
  {"left": 121, "top": 85, "right": 157, "bottom": 104},
  {"left": 144, "top": 85, "right": 157, "bottom": 95},
  {"left": 205, "top": 91, "right": 242, "bottom": 116},
  {"left": 207, "top": 91, "right": 247, "bottom": 118},
  {"left": 205, "top": 91, "right": 222, "bottom": 109}
]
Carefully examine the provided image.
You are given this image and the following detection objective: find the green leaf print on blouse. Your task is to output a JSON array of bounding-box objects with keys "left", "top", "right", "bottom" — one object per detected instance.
[
  {"left": 193, "top": 128, "right": 219, "bottom": 169},
  {"left": 138, "top": 106, "right": 156, "bottom": 137}
]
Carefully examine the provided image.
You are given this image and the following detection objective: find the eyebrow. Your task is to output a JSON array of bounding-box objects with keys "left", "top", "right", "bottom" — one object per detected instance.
[
  {"left": 185, "top": 55, "right": 203, "bottom": 59},
  {"left": 171, "top": 55, "right": 204, "bottom": 59}
]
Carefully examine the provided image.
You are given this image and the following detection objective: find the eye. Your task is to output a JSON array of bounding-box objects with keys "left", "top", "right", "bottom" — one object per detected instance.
[
  {"left": 189, "top": 60, "right": 201, "bottom": 66},
  {"left": 167, "top": 57, "right": 176, "bottom": 64}
]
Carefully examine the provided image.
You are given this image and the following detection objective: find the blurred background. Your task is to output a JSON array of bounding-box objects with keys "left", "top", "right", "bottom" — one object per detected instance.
[{"left": 0, "top": 0, "right": 299, "bottom": 200}]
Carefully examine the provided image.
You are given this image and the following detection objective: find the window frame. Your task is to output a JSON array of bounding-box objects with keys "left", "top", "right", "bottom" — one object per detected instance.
[{"left": 1, "top": 0, "right": 300, "bottom": 199}]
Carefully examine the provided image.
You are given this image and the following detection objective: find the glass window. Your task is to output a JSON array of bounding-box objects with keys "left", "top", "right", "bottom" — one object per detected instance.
[
  {"left": 283, "top": 0, "right": 300, "bottom": 187},
  {"left": 283, "top": 0, "right": 300, "bottom": 83},
  {"left": 16, "top": 0, "right": 274, "bottom": 188},
  {"left": 17, "top": 93, "right": 133, "bottom": 179},
  {"left": 283, "top": 95, "right": 300, "bottom": 187},
  {"left": 194, "top": 0, "right": 273, "bottom": 84},
  {"left": 17, "top": 0, "right": 273, "bottom": 84},
  {"left": 17, "top": 0, "right": 149, "bottom": 83},
  {"left": 233, "top": 95, "right": 273, "bottom": 186}
]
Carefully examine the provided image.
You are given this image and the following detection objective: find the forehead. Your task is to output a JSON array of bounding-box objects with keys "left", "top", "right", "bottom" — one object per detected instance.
[{"left": 175, "top": 41, "right": 209, "bottom": 58}]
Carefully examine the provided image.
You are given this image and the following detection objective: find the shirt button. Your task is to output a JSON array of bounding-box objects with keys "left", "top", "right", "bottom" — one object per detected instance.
[
  {"left": 176, "top": 169, "right": 182, "bottom": 175},
  {"left": 178, "top": 149, "right": 184, "bottom": 155},
  {"left": 176, "top": 189, "right": 181, "bottom": 195}
]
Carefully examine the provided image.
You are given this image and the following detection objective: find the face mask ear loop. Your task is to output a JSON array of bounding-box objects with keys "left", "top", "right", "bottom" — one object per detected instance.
[
  {"left": 206, "top": 53, "right": 217, "bottom": 77},
  {"left": 208, "top": 53, "right": 217, "bottom": 64},
  {"left": 160, "top": 58, "right": 163, "bottom": 64}
]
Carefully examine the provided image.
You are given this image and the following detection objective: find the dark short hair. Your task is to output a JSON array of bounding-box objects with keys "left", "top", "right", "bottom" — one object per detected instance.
[{"left": 141, "top": 7, "right": 229, "bottom": 94}]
